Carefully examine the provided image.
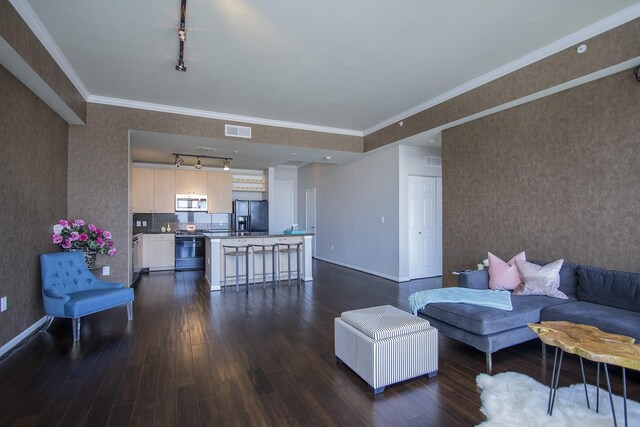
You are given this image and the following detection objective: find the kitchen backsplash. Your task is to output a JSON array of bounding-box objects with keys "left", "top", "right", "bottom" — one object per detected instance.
[{"left": 133, "top": 212, "right": 230, "bottom": 234}]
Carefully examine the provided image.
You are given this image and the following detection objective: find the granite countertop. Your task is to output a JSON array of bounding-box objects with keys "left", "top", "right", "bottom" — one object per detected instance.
[{"left": 203, "top": 232, "right": 313, "bottom": 239}]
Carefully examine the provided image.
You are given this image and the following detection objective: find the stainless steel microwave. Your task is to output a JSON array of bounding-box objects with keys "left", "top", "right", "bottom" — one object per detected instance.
[{"left": 175, "top": 194, "right": 208, "bottom": 212}]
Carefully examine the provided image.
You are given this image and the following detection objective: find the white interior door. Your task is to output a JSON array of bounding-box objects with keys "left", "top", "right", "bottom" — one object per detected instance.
[
  {"left": 408, "top": 176, "right": 441, "bottom": 279},
  {"left": 305, "top": 188, "right": 316, "bottom": 256},
  {"left": 274, "top": 181, "right": 294, "bottom": 233}
]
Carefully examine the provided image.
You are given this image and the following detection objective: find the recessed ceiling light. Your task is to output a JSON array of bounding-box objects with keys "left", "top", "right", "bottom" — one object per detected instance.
[
  {"left": 290, "top": 152, "right": 299, "bottom": 156},
  {"left": 324, "top": 155, "right": 332, "bottom": 160},
  {"left": 428, "top": 139, "right": 436, "bottom": 144},
  {"left": 197, "top": 146, "right": 217, "bottom": 151}
]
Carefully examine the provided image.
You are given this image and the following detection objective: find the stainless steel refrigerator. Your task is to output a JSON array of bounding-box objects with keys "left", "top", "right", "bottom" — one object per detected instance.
[{"left": 232, "top": 200, "right": 268, "bottom": 232}]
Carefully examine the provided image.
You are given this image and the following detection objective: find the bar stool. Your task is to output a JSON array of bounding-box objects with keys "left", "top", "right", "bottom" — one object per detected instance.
[
  {"left": 277, "top": 242, "right": 303, "bottom": 287},
  {"left": 222, "top": 245, "right": 250, "bottom": 294},
  {"left": 249, "top": 244, "right": 279, "bottom": 289}
]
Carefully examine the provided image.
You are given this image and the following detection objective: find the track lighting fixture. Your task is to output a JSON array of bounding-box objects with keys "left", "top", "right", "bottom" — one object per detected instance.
[
  {"left": 172, "top": 153, "right": 233, "bottom": 170},
  {"left": 175, "top": 0, "right": 187, "bottom": 71}
]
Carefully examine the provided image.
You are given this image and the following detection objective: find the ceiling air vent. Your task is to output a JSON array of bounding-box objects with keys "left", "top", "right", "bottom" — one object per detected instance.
[
  {"left": 225, "top": 124, "right": 252, "bottom": 139},
  {"left": 425, "top": 156, "right": 442, "bottom": 167}
]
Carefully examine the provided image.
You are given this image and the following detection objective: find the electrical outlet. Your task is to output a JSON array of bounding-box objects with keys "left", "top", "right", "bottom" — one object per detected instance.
[
  {"left": 102, "top": 266, "right": 110, "bottom": 276},
  {"left": 142, "top": 221, "right": 147, "bottom": 226},
  {"left": 1, "top": 296, "right": 7, "bottom": 312},
  {"left": 136, "top": 221, "right": 141, "bottom": 227}
]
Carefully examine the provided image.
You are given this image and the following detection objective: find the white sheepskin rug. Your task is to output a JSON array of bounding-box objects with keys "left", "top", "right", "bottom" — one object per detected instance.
[{"left": 476, "top": 371, "right": 640, "bottom": 426}]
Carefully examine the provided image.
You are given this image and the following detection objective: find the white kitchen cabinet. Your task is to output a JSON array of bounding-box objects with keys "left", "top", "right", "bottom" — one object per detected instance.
[
  {"left": 175, "top": 170, "right": 208, "bottom": 195},
  {"left": 146, "top": 234, "right": 175, "bottom": 271},
  {"left": 132, "top": 167, "right": 175, "bottom": 213},
  {"left": 207, "top": 172, "right": 233, "bottom": 213},
  {"left": 131, "top": 168, "right": 154, "bottom": 213},
  {"left": 153, "top": 169, "right": 175, "bottom": 213}
]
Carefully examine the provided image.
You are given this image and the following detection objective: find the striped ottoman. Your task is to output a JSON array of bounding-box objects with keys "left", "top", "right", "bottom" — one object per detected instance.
[{"left": 334, "top": 305, "right": 438, "bottom": 394}]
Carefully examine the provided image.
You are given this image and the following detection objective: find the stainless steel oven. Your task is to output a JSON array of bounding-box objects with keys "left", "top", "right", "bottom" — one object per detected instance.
[{"left": 175, "top": 231, "right": 205, "bottom": 270}]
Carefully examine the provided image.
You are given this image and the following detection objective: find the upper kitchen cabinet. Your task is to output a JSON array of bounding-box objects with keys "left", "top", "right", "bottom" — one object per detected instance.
[
  {"left": 131, "top": 168, "right": 154, "bottom": 213},
  {"left": 207, "top": 172, "right": 232, "bottom": 213},
  {"left": 153, "top": 169, "right": 175, "bottom": 213},
  {"left": 175, "top": 170, "right": 208, "bottom": 195}
]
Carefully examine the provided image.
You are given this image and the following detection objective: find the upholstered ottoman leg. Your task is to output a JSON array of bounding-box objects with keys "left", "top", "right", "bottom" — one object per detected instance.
[{"left": 369, "top": 385, "right": 385, "bottom": 395}]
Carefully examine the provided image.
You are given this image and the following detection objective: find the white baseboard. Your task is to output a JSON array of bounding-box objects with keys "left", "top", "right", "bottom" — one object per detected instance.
[
  {"left": 313, "top": 256, "right": 401, "bottom": 282},
  {"left": 0, "top": 316, "right": 49, "bottom": 358}
]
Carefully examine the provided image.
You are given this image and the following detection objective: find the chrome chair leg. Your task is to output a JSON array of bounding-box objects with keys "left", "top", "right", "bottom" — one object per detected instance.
[
  {"left": 72, "top": 317, "right": 81, "bottom": 342},
  {"left": 127, "top": 301, "right": 133, "bottom": 321}
]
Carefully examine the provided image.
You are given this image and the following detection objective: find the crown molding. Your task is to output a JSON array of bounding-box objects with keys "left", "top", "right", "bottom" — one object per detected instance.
[
  {"left": 363, "top": 3, "right": 640, "bottom": 136},
  {"left": 10, "top": 0, "right": 90, "bottom": 100},
  {"left": 88, "top": 95, "right": 364, "bottom": 137}
]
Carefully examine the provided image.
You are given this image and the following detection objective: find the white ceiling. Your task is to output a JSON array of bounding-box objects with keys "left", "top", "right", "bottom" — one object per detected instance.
[{"left": 25, "top": 0, "right": 640, "bottom": 134}]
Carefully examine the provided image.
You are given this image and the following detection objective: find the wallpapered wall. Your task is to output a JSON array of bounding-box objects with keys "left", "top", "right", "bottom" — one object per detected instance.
[
  {"left": 0, "top": 65, "right": 68, "bottom": 347},
  {"left": 441, "top": 70, "right": 640, "bottom": 285}
]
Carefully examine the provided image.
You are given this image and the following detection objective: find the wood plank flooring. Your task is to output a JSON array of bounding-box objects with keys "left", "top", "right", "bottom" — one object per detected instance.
[{"left": 1, "top": 260, "right": 638, "bottom": 426}]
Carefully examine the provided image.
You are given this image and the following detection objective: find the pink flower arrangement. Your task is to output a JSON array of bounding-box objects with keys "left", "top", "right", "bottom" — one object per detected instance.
[{"left": 51, "top": 218, "right": 116, "bottom": 256}]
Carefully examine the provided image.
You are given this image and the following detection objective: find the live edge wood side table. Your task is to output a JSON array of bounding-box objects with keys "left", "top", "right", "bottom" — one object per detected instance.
[{"left": 529, "top": 321, "right": 640, "bottom": 427}]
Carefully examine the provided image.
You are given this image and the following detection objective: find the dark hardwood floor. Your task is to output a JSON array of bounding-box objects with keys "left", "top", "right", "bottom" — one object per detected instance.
[{"left": 1, "top": 260, "right": 638, "bottom": 426}]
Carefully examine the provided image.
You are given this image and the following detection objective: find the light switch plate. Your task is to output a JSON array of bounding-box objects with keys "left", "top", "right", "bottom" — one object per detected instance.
[
  {"left": 102, "top": 266, "right": 110, "bottom": 276},
  {"left": 136, "top": 221, "right": 141, "bottom": 227},
  {"left": 142, "top": 221, "right": 147, "bottom": 226}
]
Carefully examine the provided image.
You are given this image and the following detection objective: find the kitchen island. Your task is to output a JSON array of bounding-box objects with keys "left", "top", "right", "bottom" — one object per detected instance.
[{"left": 204, "top": 233, "right": 313, "bottom": 291}]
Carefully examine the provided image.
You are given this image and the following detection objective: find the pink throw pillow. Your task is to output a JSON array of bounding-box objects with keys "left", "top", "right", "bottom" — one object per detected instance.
[{"left": 488, "top": 251, "right": 526, "bottom": 291}]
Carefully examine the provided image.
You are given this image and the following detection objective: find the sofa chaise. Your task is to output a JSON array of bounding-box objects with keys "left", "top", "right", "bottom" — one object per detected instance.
[{"left": 417, "top": 261, "right": 640, "bottom": 372}]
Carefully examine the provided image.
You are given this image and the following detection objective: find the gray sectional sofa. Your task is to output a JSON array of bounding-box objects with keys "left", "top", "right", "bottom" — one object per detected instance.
[{"left": 417, "top": 261, "right": 640, "bottom": 372}]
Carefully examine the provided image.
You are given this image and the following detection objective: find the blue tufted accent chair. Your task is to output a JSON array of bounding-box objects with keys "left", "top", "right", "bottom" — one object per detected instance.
[{"left": 40, "top": 251, "right": 134, "bottom": 342}]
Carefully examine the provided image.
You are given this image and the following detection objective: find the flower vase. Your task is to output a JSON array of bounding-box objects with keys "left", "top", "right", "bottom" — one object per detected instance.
[{"left": 63, "top": 249, "right": 97, "bottom": 268}]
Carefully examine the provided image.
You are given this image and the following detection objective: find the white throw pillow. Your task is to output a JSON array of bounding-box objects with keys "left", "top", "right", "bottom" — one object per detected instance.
[{"left": 512, "top": 259, "right": 568, "bottom": 299}]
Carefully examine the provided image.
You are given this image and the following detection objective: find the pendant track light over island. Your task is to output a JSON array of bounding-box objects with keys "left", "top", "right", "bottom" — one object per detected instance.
[{"left": 173, "top": 153, "right": 232, "bottom": 170}]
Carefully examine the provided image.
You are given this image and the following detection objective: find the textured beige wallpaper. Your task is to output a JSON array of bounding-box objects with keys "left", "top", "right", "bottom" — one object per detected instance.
[
  {"left": 365, "top": 18, "right": 640, "bottom": 152},
  {"left": 0, "top": 65, "right": 68, "bottom": 347},
  {"left": 441, "top": 70, "right": 640, "bottom": 286}
]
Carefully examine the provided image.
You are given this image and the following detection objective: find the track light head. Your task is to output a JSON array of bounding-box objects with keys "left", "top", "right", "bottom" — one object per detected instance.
[
  {"left": 195, "top": 157, "right": 202, "bottom": 169},
  {"left": 223, "top": 159, "right": 230, "bottom": 170},
  {"left": 175, "top": 155, "right": 184, "bottom": 167}
]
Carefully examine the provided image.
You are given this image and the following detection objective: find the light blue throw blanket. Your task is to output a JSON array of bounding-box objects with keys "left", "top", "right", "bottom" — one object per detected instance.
[{"left": 409, "top": 288, "right": 513, "bottom": 315}]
